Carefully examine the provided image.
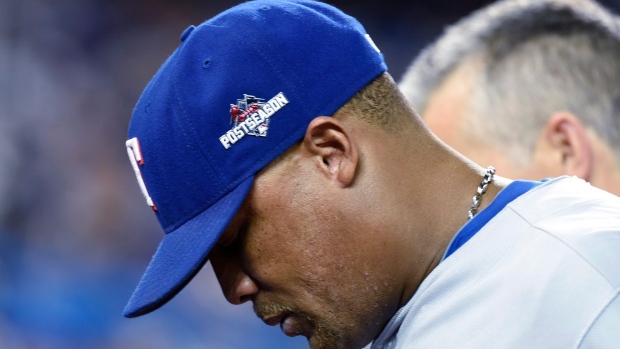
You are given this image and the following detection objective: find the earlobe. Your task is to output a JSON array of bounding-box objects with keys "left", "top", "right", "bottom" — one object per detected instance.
[
  {"left": 544, "top": 112, "right": 593, "bottom": 180},
  {"left": 302, "top": 116, "right": 359, "bottom": 187}
]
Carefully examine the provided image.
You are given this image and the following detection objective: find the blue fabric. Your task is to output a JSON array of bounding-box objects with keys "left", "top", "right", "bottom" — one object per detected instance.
[
  {"left": 443, "top": 180, "right": 544, "bottom": 260},
  {"left": 124, "top": 176, "right": 254, "bottom": 317},
  {"left": 125, "top": 0, "right": 387, "bottom": 317}
]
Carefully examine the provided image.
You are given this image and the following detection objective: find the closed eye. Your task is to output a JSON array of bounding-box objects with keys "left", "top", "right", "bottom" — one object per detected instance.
[{"left": 221, "top": 222, "right": 249, "bottom": 251}]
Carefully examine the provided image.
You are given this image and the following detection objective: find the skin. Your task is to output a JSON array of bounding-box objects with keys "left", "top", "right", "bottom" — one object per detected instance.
[
  {"left": 423, "top": 60, "right": 620, "bottom": 196},
  {"left": 209, "top": 106, "right": 511, "bottom": 349}
]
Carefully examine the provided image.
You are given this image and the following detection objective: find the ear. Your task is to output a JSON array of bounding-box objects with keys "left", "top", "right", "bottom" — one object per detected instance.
[
  {"left": 302, "top": 116, "right": 358, "bottom": 187},
  {"left": 543, "top": 112, "right": 593, "bottom": 180}
]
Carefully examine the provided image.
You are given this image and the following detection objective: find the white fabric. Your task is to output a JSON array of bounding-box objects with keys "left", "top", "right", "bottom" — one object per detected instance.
[{"left": 371, "top": 176, "right": 620, "bottom": 349}]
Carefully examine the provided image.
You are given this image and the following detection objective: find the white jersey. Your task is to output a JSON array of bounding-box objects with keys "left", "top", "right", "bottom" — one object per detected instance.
[{"left": 371, "top": 176, "right": 620, "bottom": 349}]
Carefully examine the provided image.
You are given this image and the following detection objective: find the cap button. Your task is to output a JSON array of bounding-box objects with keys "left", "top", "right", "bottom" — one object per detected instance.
[{"left": 180, "top": 25, "right": 196, "bottom": 42}]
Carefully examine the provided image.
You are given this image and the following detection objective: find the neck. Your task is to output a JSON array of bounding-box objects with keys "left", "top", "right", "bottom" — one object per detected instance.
[
  {"left": 586, "top": 130, "right": 620, "bottom": 197},
  {"left": 383, "top": 128, "right": 511, "bottom": 308},
  {"left": 336, "top": 113, "right": 511, "bottom": 312}
]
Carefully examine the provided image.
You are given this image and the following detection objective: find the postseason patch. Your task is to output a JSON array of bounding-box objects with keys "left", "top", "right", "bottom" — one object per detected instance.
[{"left": 219, "top": 92, "right": 289, "bottom": 149}]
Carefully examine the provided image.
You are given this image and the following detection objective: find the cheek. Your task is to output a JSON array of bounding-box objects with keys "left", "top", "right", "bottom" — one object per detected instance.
[
  {"left": 247, "top": 204, "right": 353, "bottom": 289},
  {"left": 250, "top": 177, "right": 330, "bottom": 259},
  {"left": 249, "top": 169, "right": 371, "bottom": 293},
  {"left": 526, "top": 150, "right": 565, "bottom": 180},
  {"left": 246, "top": 212, "right": 334, "bottom": 274}
]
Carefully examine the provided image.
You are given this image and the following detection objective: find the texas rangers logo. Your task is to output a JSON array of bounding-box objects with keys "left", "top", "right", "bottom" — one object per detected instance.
[
  {"left": 126, "top": 137, "right": 157, "bottom": 211},
  {"left": 219, "top": 92, "right": 289, "bottom": 149}
]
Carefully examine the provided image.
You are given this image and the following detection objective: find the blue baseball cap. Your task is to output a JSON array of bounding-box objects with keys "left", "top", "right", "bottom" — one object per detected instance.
[{"left": 123, "top": 0, "right": 387, "bottom": 318}]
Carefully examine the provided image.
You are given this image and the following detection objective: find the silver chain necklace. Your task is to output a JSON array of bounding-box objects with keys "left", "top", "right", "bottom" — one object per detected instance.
[{"left": 468, "top": 166, "right": 496, "bottom": 220}]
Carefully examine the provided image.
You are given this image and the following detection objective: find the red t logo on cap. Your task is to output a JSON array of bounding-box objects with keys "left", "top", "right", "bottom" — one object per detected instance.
[{"left": 126, "top": 137, "right": 157, "bottom": 211}]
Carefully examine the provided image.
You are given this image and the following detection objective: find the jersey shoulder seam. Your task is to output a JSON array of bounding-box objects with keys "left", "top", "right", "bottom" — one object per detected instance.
[{"left": 507, "top": 206, "right": 616, "bottom": 287}]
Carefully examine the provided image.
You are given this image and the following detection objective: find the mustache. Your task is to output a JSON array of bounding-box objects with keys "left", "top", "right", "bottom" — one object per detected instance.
[
  {"left": 253, "top": 303, "right": 295, "bottom": 319},
  {"left": 254, "top": 303, "right": 341, "bottom": 348}
]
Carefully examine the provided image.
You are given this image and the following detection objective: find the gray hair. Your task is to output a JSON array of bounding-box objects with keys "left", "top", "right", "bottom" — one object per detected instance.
[{"left": 399, "top": 0, "right": 620, "bottom": 163}]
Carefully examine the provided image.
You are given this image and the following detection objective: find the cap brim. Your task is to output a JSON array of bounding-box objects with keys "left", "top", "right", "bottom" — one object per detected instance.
[{"left": 124, "top": 176, "right": 254, "bottom": 318}]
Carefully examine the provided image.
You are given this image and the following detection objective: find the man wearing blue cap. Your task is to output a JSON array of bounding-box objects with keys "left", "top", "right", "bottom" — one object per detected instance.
[{"left": 124, "top": 1, "right": 620, "bottom": 348}]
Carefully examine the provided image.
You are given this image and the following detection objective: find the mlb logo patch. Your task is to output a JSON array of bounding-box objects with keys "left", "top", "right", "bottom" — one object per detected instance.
[
  {"left": 219, "top": 92, "right": 289, "bottom": 149},
  {"left": 230, "top": 95, "right": 270, "bottom": 137}
]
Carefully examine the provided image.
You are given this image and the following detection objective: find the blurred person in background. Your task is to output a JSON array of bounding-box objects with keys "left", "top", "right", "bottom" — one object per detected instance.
[{"left": 399, "top": 0, "right": 620, "bottom": 196}]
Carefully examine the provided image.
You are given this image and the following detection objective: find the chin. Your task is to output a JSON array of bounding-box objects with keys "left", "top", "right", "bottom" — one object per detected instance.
[
  {"left": 308, "top": 336, "right": 340, "bottom": 349},
  {"left": 307, "top": 332, "right": 367, "bottom": 349}
]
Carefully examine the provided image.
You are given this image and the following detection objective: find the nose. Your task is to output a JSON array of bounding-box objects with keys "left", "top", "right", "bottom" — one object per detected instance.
[
  {"left": 229, "top": 275, "right": 260, "bottom": 305},
  {"left": 210, "top": 252, "right": 259, "bottom": 305}
]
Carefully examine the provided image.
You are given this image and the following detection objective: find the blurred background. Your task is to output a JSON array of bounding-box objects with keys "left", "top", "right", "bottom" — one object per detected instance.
[{"left": 1, "top": 0, "right": 619, "bottom": 348}]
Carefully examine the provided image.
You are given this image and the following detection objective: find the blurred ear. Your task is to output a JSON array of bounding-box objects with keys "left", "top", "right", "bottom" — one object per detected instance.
[
  {"left": 302, "top": 116, "right": 358, "bottom": 187},
  {"left": 543, "top": 112, "right": 593, "bottom": 180}
]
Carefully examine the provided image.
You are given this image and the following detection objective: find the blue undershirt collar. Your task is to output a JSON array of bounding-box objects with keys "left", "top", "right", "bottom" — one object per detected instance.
[{"left": 442, "top": 179, "right": 546, "bottom": 260}]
